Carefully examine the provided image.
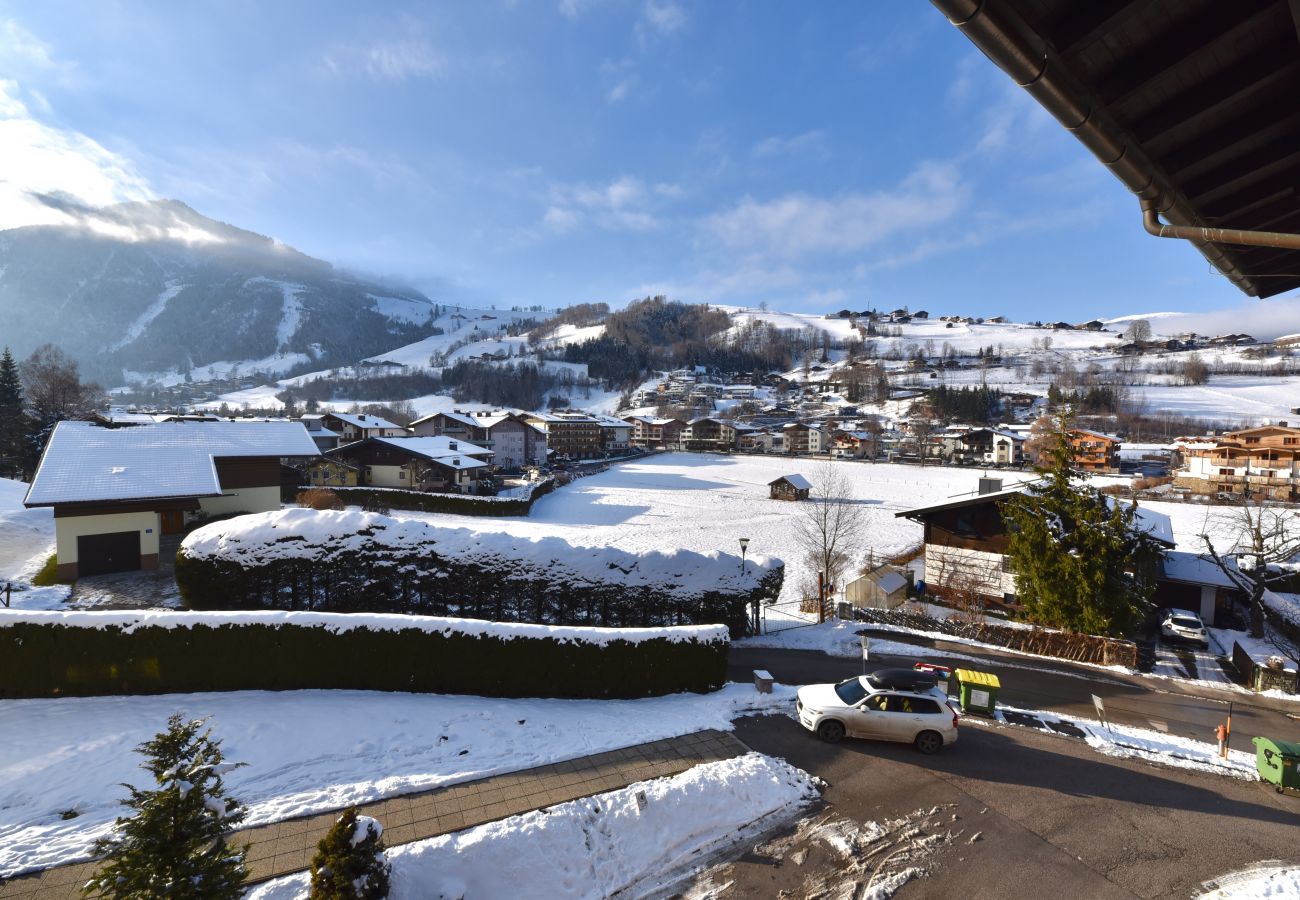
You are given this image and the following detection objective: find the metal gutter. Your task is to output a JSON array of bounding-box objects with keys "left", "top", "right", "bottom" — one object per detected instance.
[{"left": 931, "top": 0, "right": 1276, "bottom": 296}]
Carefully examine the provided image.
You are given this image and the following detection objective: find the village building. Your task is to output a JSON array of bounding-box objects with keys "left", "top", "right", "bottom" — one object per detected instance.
[
  {"left": 1069, "top": 429, "right": 1121, "bottom": 473},
  {"left": 682, "top": 417, "right": 739, "bottom": 452},
  {"left": 624, "top": 415, "right": 686, "bottom": 450},
  {"left": 949, "top": 427, "right": 1026, "bottom": 467},
  {"left": 1173, "top": 423, "right": 1300, "bottom": 500},
  {"left": 303, "top": 457, "right": 360, "bottom": 488},
  {"left": 896, "top": 480, "right": 1175, "bottom": 611},
  {"left": 832, "top": 430, "right": 879, "bottom": 459},
  {"left": 299, "top": 414, "right": 342, "bottom": 452},
  {"left": 592, "top": 414, "right": 634, "bottom": 452},
  {"left": 782, "top": 422, "right": 827, "bottom": 455},
  {"left": 769, "top": 473, "right": 812, "bottom": 501},
  {"left": 409, "top": 410, "right": 547, "bottom": 471},
  {"left": 522, "top": 411, "right": 603, "bottom": 460},
  {"left": 319, "top": 411, "right": 405, "bottom": 442},
  {"left": 327, "top": 435, "right": 492, "bottom": 494},
  {"left": 23, "top": 420, "right": 320, "bottom": 580}
]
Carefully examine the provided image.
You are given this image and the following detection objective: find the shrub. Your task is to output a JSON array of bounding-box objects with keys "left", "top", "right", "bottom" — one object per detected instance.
[
  {"left": 297, "top": 488, "right": 345, "bottom": 510},
  {"left": 83, "top": 714, "right": 248, "bottom": 899},
  {"left": 30, "top": 554, "right": 66, "bottom": 586},
  {"left": 309, "top": 808, "right": 390, "bottom": 900}
]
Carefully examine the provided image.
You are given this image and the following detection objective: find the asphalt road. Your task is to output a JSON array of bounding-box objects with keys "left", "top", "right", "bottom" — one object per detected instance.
[
  {"left": 695, "top": 642, "right": 1300, "bottom": 898},
  {"left": 730, "top": 637, "right": 1300, "bottom": 751},
  {"left": 698, "top": 713, "right": 1299, "bottom": 899}
]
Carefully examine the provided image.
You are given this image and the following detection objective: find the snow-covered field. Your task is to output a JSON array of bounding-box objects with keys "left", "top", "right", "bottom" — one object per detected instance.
[
  {"left": 0, "top": 683, "right": 794, "bottom": 877},
  {"left": 384, "top": 453, "right": 1037, "bottom": 605},
  {"left": 1198, "top": 863, "right": 1300, "bottom": 899},
  {"left": 0, "top": 478, "right": 69, "bottom": 609},
  {"left": 246, "top": 752, "right": 820, "bottom": 900}
]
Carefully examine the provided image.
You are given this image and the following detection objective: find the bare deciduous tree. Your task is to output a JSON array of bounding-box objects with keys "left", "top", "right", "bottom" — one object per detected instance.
[
  {"left": 1123, "top": 319, "right": 1152, "bottom": 343},
  {"left": 795, "top": 461, "right": 866, "bottom": 613},
  {"left": 1202, "top": 501, "right": 1300, "bottom": 638}
]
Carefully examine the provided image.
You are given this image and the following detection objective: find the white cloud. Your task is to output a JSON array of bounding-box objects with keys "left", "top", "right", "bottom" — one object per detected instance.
[
  {"left": 607, "top": 76, "right": 634, "bottom": 103},
  {"left": 701, "top": 160, "right": 968, "bottom": 259},
  {"left": 0, "top": 80, "right": 154, "bottom": 232},
  {"left": 543, "top": 175, "right": 677, "bottom": 234},
  {"left": 1112, "top": 302, "right": 1300, "bottom": 343},
  {"left": 0, "top": 19, "right": 61, "bottom": 72},
  {"left": 751, "top": 130, "right": 829, "bottom": 160},
  {"left": 323, "top": 19, "right": 446, "bottom": 83},
  {"left": 642, "top": 0, "right": 687, "bottom": 34}
]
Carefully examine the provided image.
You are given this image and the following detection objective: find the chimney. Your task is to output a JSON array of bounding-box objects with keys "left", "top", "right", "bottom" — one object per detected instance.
[
  {"left": 978, "top": 477, "right": 1003, "bottom": 495},
  {"left": 449, "top": 440, "right": 458, "bottom": 450},
  {"left": 359, "top": 414, "right": 367, "bottom": 421}
]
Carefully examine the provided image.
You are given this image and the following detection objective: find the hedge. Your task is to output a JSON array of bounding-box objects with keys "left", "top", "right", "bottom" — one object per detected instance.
[
  {"left": 175, "top": 510, "right": 783, "bottom": 638},
  {"left": 0, "top": 611, "right": 730, "bottom": 700},
  {"left": 330, "top": 478, "right": 555, "bottom": 517}
]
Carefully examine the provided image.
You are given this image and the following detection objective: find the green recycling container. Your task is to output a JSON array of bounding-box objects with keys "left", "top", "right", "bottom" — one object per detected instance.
[
  {"left": 953, "top": 669, "right": 1000, "bottom": 716},
  {"left": 1253, "top": 736, "right": 1300, "bottom": 791}
]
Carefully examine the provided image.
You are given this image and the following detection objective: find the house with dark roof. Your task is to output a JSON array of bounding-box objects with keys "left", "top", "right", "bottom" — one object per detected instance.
[
  {"left": 319, "top": 412, "right": 405, "bottom": 442},
  {"left": 327, "top": 435, "right": 493, "bottom": 493},
  {"left": 24, "top": 421, "right": 320, "bottom": 579},
  {"left": 896, "top": 479, "right": 1174, "bottom": 608},
  {"left": 409, "top": 410, "right": 547, "bottom": 471}
]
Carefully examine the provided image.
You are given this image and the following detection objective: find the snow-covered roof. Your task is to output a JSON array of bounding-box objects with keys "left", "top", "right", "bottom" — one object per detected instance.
[
  {"left": 772, "top": 473, "right": 813, "bottom": 490},
  {"left": 327, "top": 412, "right": 402, "bottom": 430},
  {"left": 871, "top": 570, "right": 909, "bottom": 594},
  {"left": 25, "top": 421, "right": 320, "bottom": 507},
  {"left": 592, "top": 414, "right": 633, "bottom": 428},
  {"left": 1108, "top": 498, "right": 1175, "bottom": 546},
  {"left": 368, "top": 436, "right": 493, "bottom": 465},
  {"left": 1160, "top": 551, "right": 1239, "bottom": 588}
]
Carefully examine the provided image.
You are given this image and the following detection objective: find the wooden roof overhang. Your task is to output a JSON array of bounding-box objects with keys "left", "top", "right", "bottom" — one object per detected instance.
[{"left": 933, "top": 0, "right": 1300, "bottom": 297}]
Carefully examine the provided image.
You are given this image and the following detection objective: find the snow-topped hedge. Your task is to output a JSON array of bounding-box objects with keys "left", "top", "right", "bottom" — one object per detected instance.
[
  {"left": 0, "top": 610, "right": 730, "bottom": 700},
  {"left": 329, "top": 478, "right": 555, "bottom": 517},
  {"left": 174, "top": 509, "right": 784, "bottom": 637}
]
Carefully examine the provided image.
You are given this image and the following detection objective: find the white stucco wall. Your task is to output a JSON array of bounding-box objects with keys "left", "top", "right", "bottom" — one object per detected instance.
[
  {"left": 363, "top": 465, "right": 409, "bottom": 489},
  {"left": 924, "top": 544, "right": 1017, "bottom": 598},
  {"left": 56, "top": 512, "right": 160, "bottom": 565}
]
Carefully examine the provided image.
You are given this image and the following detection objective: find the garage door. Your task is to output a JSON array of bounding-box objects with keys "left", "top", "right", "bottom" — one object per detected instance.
[{"left": 77, "top": 531, "right": 141, "bottom": 577}]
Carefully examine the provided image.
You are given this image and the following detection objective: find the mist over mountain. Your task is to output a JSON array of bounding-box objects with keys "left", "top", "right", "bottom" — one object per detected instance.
[{"left": 0, "top": 198, "right": 441, "bottom": 384}]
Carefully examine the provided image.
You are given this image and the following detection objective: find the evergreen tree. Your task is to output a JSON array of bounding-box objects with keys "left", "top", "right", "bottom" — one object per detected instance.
[
  {"left": 308, "top": 807, "right": 390, "bottom": 900},
  {"left": 1003, "top": 417, "right": 1163, "bottom": 636},
  {"left": 0, "top": 347, "right": 25, "bottom": 477},
  {"left": 83, "top": 714, "right": 249, "bottom": 900}
]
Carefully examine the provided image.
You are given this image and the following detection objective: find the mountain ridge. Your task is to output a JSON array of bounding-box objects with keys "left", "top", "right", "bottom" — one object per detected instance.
[{"left": 0, "top": 198, "right": 440, "bottom": 384}]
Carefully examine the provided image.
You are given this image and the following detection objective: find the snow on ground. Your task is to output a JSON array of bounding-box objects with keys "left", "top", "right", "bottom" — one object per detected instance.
[
  {"left": 245, "top": 752, "right": 820, "bottom": 900},
  {"left": 1198, "top": 863, "right": 1300, "bottom": 899},
  {"left": 985, "top": 704, "right": 1259, "bottom": 780},
  {"left": 0, "top": 477, "right": 69, "bottom": 610},
  {"left": 388, "top": 454, "right": 1037, "bottom": 605},
  {"left": 1132, "top": 375, "right": 1300, "bottom": 424},
  {"left": 0, "top": 683, "right": 794, "bottom": 877}
]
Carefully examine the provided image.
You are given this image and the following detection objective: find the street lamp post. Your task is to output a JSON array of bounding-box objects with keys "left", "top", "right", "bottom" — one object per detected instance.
[{"left": 739, "top": 537, "right": 754, "bottom": 634}]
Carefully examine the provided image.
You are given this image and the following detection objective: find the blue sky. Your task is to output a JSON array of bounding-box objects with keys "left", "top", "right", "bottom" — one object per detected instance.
[{"left": 0, "top": 1, "right": 1289, "bottom": 320}]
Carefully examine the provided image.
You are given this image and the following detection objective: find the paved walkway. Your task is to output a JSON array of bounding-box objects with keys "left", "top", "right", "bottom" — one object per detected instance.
[{"left": 0, "top": 729, "right": 747, "bottom": 899}]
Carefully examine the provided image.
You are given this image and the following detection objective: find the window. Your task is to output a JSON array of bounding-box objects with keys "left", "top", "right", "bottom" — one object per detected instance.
[{"left": 399, "top": 469, "right": 406, "bottom": 479}]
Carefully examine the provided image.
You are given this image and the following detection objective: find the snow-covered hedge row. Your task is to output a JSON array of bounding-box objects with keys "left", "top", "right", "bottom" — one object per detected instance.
[
  {"left": 0, "top": 610, "right": 730, "bottom": 700},
  {"left": 174, "top": 509, "right": 784, "bottom": 637},
  {"left": 330, "top": 478, "right": 555, "bottom": 517}
]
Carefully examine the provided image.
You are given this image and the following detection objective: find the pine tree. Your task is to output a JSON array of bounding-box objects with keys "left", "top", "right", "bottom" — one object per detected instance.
[
  {"left": 0, "top": 347, "right": 24, "bottom": 477},
  {"left": 83, "top": 714, "right": 249, "bottom": 899},
  {"left": 308, "top": 807, "right": 391, "bottom": 900},
  {"left": 1003, "top": 416, "right": 1163, "bottom": 636}
]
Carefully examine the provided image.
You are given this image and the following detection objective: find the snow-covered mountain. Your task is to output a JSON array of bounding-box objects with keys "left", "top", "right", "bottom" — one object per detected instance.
[{"left": 0, "top": 199, "right": 442, "bottom": 384}]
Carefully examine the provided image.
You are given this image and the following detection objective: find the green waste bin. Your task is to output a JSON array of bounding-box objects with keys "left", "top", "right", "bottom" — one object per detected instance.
[
  {"left": 1253, "top": 736, "right": 1300, "bottom": 792},
  {"left": 953, "top": 669, "right": 1000, "bottom": 716}
]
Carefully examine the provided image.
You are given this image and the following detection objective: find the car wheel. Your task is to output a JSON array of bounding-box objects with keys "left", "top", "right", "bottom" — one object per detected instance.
[
  {"left": 914, "top": 730, "right": 944, "bottom": 755},
  {"left": 816, "top": 720, "right": 845, "bottom": 743}
]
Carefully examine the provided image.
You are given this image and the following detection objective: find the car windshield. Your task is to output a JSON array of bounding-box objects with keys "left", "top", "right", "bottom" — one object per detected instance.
[
  {"left": 834, "top": 677, "right": 869, "bottom": 705},
  {"left": 1171, "top": 617, "right": 1201, "bottom": 628}
]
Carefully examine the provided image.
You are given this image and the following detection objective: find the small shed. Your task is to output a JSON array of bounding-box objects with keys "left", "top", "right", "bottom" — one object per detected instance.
[
  {"left": 769, "top": 473, "right": 812, "bottom": 501},
  {"left": 845, "top": 566, "right": 912, "bottom": 610}
]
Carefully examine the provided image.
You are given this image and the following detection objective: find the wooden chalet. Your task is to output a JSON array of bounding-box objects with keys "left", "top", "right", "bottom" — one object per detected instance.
[{"left": 769, "top": 474, "right": 812, "bottom": 501}]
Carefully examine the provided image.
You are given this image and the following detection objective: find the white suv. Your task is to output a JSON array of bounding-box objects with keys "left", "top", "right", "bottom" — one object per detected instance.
[
  {"left": 796, "top": 668, "right": 959, "bottom": 754},
  {"left": 1160, "top": 609, "right": 1210, "bottom": 649}
]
